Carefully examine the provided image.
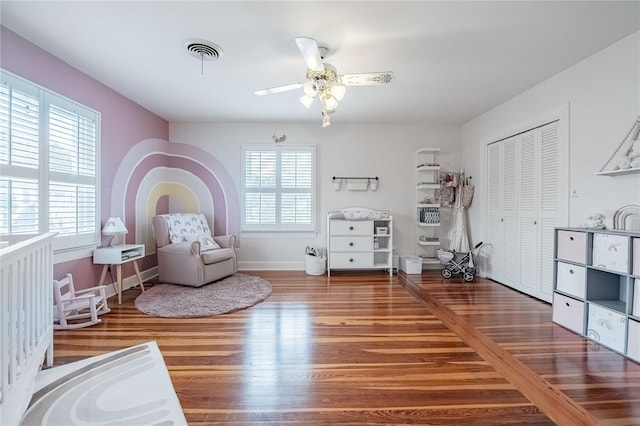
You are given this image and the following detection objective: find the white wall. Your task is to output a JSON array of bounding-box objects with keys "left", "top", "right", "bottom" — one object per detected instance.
[
  {"left": 170, "top": 122, "right": 461, "bottom": 269},
  {"left": 462, "top": 32, "right": 640, "bottom": 253}
]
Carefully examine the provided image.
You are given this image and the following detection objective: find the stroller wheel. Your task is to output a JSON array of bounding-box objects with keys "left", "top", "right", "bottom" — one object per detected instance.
[
  {"left": 463, "top": 272, "right": 475, "bottom": 282},
  {"left": 441, "top": 268, "right": 453, "bottom": 279}
]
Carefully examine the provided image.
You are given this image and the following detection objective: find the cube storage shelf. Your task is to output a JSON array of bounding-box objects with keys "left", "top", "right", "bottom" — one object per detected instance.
[{"left": 552, "top": 227, "right": 640, "bottom": 362}]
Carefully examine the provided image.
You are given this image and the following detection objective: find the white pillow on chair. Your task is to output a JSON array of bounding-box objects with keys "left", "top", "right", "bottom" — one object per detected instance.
[
  {"left": 166, "top": 213, "right": 212, "bottom": 243},
  {"left": 198, "top": 235, "right": 220, "bottom": 252}
]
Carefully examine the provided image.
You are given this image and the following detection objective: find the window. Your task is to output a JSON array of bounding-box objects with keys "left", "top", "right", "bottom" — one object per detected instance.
[
  {"left": 242, "top": 145, "right": 315, "bottom": 231},
  {"left": 0, "top": 70, "right": 100, "bottom": 252}
]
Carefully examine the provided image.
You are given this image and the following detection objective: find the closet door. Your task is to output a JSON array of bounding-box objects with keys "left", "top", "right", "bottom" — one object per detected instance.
[
  {"left": 486, "top": 142, "right": 503, "bottom": 280},
  {"left": 486, "top": 137, "right": 518, "bottom": 287},
  {"left": 518, "top": 129, "right": 539, "bottom": 294},
  {"left": 485, "top": 120, "right": 560, "bottom": 303},
  {"left": 502, "top": 138, "right": 519, "bottom": 288},
  {"left": 537, "top": 122, "right": 559, "bottom": 302}
]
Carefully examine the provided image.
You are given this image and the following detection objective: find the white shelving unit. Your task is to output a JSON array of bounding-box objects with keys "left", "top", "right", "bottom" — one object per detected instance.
[
  {"left": 415, "top": 148, "right": 441, "bottom": 266},
  {"left": 552, "top": 227, "right": 640, "bottom": 363}
]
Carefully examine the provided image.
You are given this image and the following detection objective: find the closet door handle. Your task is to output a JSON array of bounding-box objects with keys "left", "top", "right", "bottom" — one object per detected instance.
[
  {"left": 570, "top": 236, "right": 574, "bottom": 241},
  {"left": 349, "top": 242, "right": 354, "bottom": 247},
  {"left": 533, "top": 220, "right": 537, "bottom": 225},
  {"left": 349, "top": 226, "right": 354, "bottom": 231}
]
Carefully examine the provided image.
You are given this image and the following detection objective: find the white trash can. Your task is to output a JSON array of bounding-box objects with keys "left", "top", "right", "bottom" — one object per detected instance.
[{"left": 305, "top": 254, "right": 326, "bottom": 275}]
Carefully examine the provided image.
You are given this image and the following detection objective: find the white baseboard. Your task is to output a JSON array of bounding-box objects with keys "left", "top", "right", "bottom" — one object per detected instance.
[
  {"left": 238, "top": 261, "right": 304, "bottom": 271},
  {"left": 104, "top": 266, "right": 158, "bottom": 301}
]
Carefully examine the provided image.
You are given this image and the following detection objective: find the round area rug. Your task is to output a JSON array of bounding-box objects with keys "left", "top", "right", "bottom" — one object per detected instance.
[{"left": 134, "top": 273, "right": 272, "bottom": 318}]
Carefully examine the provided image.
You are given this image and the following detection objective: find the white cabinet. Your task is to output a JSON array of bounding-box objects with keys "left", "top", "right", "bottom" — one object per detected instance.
[
  {"left": 327, "top": 215, "right": 393, "bottom": 276},
  {"left": 486, "top": 121, "right": 561, "bottom": 302},
  {"left": 415, "top": 148, "right": 440, "bottom": 267},
  {"left": 553, "top": 227, "right": 640, "bottom": 362}
]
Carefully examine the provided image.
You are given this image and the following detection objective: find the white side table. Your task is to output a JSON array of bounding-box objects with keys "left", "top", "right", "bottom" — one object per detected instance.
[{"left": 93, "top": 244, "right": 145, "bottom": 304}]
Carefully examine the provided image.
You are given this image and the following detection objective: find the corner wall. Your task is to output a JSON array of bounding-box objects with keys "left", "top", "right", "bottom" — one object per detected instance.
[
  {"left": 170, "top": 122, "right": 462, "bottom": 269},
  {"left": 0, "top": 26, "right": 170, "bottom": 288},
  {"left": 462, "top": 31, "right": 640, "bottom": 258}
]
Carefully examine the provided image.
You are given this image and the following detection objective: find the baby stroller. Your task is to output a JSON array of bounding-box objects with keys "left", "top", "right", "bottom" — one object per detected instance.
[{"left": 437, "top": 242, "right": 483, "bottom": 282}]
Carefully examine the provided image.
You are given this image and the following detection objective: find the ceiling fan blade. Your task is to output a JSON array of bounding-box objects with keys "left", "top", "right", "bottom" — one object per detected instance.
[
  {"left": 254, "top": 82, "right": 304, "bottom": 96},
  {"left": 340, "top": 72, "right": 395, "bottom": 86},
  {"left": 295, "top": 37, "right": 325, "bottom": 73}
]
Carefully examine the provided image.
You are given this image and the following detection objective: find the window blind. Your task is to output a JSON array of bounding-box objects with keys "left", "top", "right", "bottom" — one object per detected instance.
[
  {"left": 242, "top": 145, "right": 315, "bottom": 231},
  {"left": 0, "top": 69, "right": 100, "bottom": 251}
]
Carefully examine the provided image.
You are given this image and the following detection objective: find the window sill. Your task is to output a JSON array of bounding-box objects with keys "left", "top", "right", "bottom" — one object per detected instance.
[
  {"left": 240, "top": 231, "right": 319, "bottom": 239},
  {"left": 54, "top": 244, "right": 97, "bottom": 264}
]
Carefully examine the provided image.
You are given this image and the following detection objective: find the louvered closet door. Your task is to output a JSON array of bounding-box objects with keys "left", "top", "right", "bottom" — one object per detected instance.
[
  {"left": 537, "top": 122, "right": 559, "bottom": 302},
  {"left": 486, "top": 142, "right": 503, "bottom": 280},
  {"left": 502, "top": 138, "right": 519, "bottom": 288},
  {"left": 518, "top": 129, "right": 539, "bottom": 294},
  {"left": 486, "top": 137, "right": 518, "bottom": 286},
  {"left": 485, "top": 120, "right": 560, "bottom": 302}
]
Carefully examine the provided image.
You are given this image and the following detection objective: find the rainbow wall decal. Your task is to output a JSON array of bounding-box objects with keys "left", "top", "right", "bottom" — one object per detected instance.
[{"left": 110, "top": 138, "right": 240, "bottom": 253}]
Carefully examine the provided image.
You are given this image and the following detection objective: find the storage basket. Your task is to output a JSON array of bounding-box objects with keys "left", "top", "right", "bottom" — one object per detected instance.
[{"left": 305, "top": 254, "right": 326, "bottom": 275}]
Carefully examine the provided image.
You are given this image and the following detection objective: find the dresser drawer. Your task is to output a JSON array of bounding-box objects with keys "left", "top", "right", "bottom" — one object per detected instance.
[
  {"left": 330, "top": 220, "right": 372, "bottom": 236},
  {"left": 552, "top": 292, "right": 585, "bottom": 334},
  {"left": 329, "top": 252, "right": 373, "bottom": 268},
  {"left": 556, "top": 262, "right": 586, "bottom": 299},
  {"left": 587, "top": 304, "right": 627, "bottom": 353},
  {"left": 557, "top": 230, "right": 587, "bottom": 264},
  {"left": 633, "top": 238, "right": 640, "bottom": 276},
  {"left": 330, "top": 236, "right": 373, "bottom": 252},
  {"left": 592, "top": 233, "right": 629, "bottom": 273},
  {"left": 627, "top": 319, "right": 640, "bottom": 362}
]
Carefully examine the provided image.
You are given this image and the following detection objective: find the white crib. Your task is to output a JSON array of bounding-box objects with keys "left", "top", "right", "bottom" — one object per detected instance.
[{"left": 0, "top": 232, "right": 56, "bottom": 426}]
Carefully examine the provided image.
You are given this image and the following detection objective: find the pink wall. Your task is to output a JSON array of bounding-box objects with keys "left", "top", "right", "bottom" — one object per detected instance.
[{"left": 1, "top": 26, "right": 169, "bottom": 287}]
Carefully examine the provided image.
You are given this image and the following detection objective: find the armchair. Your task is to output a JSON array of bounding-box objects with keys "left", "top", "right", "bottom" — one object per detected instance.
[{"left": 152, "top": 213, "right": 237, "bottom": 287}]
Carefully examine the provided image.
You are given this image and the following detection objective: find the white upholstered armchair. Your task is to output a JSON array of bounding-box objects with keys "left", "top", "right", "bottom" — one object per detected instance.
[{"left": 152, "top": 213, "right": 237, "bottom": 287}]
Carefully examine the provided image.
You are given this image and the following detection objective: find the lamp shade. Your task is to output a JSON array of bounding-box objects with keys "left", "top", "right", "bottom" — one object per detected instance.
[{"left": 102, "top": 217, "right": 128, "bottom": 235}]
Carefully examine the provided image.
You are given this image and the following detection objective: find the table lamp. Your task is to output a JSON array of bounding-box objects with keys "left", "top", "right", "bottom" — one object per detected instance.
[{"left": 102, "top": 217, "right": 128, "bottom": 247}]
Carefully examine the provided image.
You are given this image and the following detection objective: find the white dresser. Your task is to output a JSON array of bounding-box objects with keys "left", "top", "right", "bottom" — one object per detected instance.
[{"left": 327, "top": 215, "right": 393, "bottom": 276}]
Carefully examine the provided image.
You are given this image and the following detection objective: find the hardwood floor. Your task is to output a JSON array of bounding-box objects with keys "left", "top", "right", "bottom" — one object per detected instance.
[{"left": 51, "top": 270, "right": 640, "bottom": 425}]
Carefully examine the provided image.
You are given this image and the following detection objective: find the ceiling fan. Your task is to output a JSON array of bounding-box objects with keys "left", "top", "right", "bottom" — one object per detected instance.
[{"left": 255, "top": 37, "right": 395, "bottom": 127}]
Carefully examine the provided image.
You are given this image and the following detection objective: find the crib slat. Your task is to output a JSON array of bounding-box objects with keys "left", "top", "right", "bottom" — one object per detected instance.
[{"left": 0, "top": 232, "right": 56, "bottom": 426}]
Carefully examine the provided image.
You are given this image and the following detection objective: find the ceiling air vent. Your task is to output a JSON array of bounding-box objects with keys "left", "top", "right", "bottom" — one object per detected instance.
[{"left": 185, "top": 39, "right": 223, "bottom": 61}]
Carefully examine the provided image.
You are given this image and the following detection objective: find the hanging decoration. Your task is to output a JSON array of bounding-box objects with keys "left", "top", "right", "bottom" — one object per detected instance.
[{"left": 598, "top": 115, "right": 640, "bottom": 176}]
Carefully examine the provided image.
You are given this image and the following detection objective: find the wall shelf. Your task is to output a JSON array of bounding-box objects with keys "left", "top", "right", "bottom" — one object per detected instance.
[{"left": 597, "top": 167, "right": 640, "bottom": 177}]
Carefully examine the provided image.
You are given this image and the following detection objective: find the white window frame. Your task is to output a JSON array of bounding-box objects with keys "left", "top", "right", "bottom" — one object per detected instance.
[
  {"left": 0, "top": 69, "right": 101, "bottom": 261},
  {"left": 241, "top": 144, "right": 316, "bottom": 232}
]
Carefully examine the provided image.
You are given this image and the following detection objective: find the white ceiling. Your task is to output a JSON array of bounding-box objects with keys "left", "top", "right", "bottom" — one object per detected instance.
[{"left": 1, "top": 1, "right": 638, "bottom": 126}]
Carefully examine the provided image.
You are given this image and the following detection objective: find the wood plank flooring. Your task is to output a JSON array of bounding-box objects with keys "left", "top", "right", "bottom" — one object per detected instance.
[{"left": 51, "top": 271, "right": 640, "bottom": 425}]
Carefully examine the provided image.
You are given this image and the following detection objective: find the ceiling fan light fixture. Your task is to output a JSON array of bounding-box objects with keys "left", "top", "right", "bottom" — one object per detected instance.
[
  {"left": 323, "top": 95, "right": 338, "bottom": 111},
  {"left": 330, "top": 84, "right": 346, "bottom": 101},
  {"left": 254, "top": 36, "right": 394, "bottom": 127},
  {"left": 322, "top": 112, "right": 331, "bottom": 128},
  {"left": 303, "top": 81, "right": 317, "bottom": 97},
  {"left": 300, "top": 94, "right": 315, "bottom": 109}
]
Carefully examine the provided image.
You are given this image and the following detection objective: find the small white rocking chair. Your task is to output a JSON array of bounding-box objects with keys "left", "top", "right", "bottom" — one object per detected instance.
[{"left": 53, "top": 273, "right": 111, "bottom": 330}]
